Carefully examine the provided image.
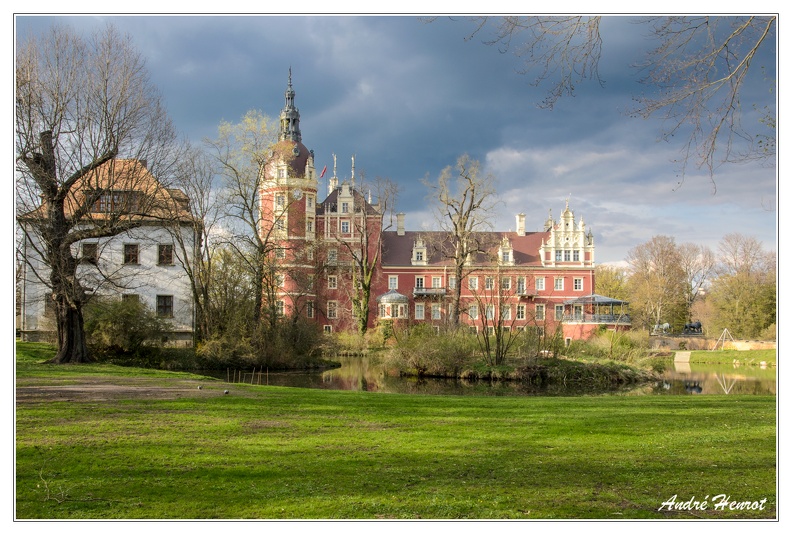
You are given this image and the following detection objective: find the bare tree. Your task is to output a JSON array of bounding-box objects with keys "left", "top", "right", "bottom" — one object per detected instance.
[
  {"left": 625, "top": 235, "right": 687, "bottom": 331},
  {"left": 424, "top": 154, "right": 500, "bottom": 326},
  {"left": 16, "top": 24, "right": 182, "bottom": 363},
  {"left": 330, "top": 176, "right": 398, "bottom": 335},
  {"left": 435, "top": 16, "right": 776, "bottom": 180},
  {"left": 166, "top": 144, "right": 220, "bottom": 342},
  {"left": 677, "top": 242, "right": 716, "bottom": 321}
]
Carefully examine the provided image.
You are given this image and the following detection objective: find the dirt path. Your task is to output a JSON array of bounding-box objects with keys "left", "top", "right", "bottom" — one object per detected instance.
[{"left": 15, "top": 375, "right": 244, "bottom": 404}]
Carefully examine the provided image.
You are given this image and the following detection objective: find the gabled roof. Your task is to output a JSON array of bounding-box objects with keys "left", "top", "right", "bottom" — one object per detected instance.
[
  {"left": 317, "top": 184, "right": 381, "bottom": 216},
  {"left": 21, "top": 158, "right": 195, "bottom": 223},
  {"left": 380, "top": 230, "right": 548, "bottom": 267}
]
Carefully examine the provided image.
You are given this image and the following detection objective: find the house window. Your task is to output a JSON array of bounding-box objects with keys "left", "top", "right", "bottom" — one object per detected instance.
[
  {"left": 124, "top": 244, "right": 139, "bottom": 265},
  {"left": 535, "top": 304, "right": 545, "bottom": 321},
  {"left": 448, "top": 276, "right": 457, "bottom": 289},
  {"left": 327, "top": 301, "right": 338, "bottom": 319},
  {"left": 555, "top": 305, "right": 564, "bottom": 320},
  {"left": 554, "top": 277, "right": 564, "bottom": 291},
  {"left": 516, "top": 304, "right": 526, "bottom": 320},
  {"left": 388, "top": 276, "right": 398, "bottom": 290},
  {"left": 415, "top": 276, "right": 424, "bottom": 289},
  {"left": 341, "top": 221, "right": 350, "bottom": 233},
  {"left": 555, "top": 250, "right": 562, "bottom": 261},
  {"left": 307, "top": 301, "right": 315, "bottom": 318},
  {"left": 81, "top": 243, "right": 98, "bottom": 265},
  {"left": 341, "top": 202, "right": 349, "bottom": 213},
  {"left": 415, "top": 303, "right": 425, "bottom": 320},
  {"left": 431, "top": 304, "right": 441, "bottom": 320},
  {"left": 432, "top": 276, "right": 442, "bottom": 288},
  {"left": 574, "top": 278, "right": 583, "bottom": 291},
  {"left": 328, "top": 275, "right": 337, "bottom": 289},
  {"left": 535, "top": 277, "right": 545, "bottom": 291},
  {"left": 573, "top": 250, "right": 580, "bottom": 262},
  {"left": 501, "top": 277, "right": 511, "bottom": 291},
  {"left": 156, "top": 295, "right": 173, "bottom": 318},
  {"left": 485, "top": 277, "right": 495, "bottom": 290},
  {"left": 469, "top": 304, "right": 478, "bottom": 320},
  {"left": 468, "top": 277, "right": 478, "bottom": 290},
  {"left": 158, "top": 244, "right": 174, "bottom": 265}
]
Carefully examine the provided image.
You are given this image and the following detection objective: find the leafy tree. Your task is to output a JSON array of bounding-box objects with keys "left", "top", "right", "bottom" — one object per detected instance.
[
  {"left": 16, "top": 24, "right": 182, "bottom": 363},
  {"left": 594, "top": 265, "right": 629, "bottom": 301}
]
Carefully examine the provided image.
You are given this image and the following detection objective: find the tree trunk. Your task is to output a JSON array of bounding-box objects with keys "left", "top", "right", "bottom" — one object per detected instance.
[{"left": 48, "top": 299, "right": 91, "bottom": 363}]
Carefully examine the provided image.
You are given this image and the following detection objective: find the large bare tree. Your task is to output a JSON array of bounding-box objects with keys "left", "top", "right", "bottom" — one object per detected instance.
[
  {"left": 434, "top": 16, "right": 776, "bottom": 181},
  {"left": 330, "top": 176, "right": 398, "bottom": 335},
  {"left": 16, "top": 24, "right": 182, "bottom": 363},
  {"left": 424, "top": 154, "right": 499, "bottom": 326}
]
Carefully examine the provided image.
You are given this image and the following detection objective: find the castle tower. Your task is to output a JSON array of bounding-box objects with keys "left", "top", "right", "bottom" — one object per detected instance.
[{"left": 260, "top": 70, "right": 319, "bottom": 317}]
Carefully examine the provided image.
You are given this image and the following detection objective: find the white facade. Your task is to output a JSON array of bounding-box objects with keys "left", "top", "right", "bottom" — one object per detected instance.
[{"left": 20, "top": 223, "right": 197, "bottom": 345}]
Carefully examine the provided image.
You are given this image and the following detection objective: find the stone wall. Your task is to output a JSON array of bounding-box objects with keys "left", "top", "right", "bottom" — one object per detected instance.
[{"left": 650, "top": 336, "right": 776, "bottom": 351}]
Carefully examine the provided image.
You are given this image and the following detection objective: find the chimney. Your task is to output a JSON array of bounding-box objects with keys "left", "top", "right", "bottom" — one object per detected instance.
[
  {"left": 397, "top": 213, "right": 405, "bottom": 236},
  {"left": 516, "top": 213, "right": 526, "bottom": 236}
]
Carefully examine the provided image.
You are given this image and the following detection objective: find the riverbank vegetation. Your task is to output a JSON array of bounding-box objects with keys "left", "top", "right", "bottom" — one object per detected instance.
[
  {"left": 15, "top": 343, "right": 776, "bottom": 519},
  {"left": 380, "top": 324, "right": 661, "bottom": 388}
]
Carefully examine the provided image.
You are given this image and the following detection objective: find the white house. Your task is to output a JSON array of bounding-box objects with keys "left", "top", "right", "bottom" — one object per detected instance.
[{"left": 18, "top": 159, "right": 199, "bottom": 346}]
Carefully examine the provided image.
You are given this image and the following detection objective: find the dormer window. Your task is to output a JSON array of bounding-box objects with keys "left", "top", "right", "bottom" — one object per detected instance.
[
  {"left": 411, "top": 239, "right": 428, "bottom": 266},
  {"left": 498, "top": 237, "right": 514, "bottom": 265}
]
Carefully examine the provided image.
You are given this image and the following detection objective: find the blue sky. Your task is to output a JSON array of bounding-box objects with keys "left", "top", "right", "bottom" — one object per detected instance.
[{"left": 13, "top": 13, "right": 778, "bottom": 265}]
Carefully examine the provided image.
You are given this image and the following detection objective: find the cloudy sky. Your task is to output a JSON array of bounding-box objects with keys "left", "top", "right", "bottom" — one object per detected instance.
[{"left": 13, "top": 13, "right": 778, "bottom": 265}]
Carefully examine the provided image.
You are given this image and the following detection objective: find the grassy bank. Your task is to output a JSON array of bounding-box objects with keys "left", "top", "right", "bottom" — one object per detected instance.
[
  {"left": 15, "top": 342, "right": 776, "bottom": 519},
  {"left": 689, "top": 349, "right": 776, "bottom": 366}
]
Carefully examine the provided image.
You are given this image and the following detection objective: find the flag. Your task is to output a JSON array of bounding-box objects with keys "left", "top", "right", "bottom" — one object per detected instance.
[{"left": 320, "top": 165, "right": 327, "bottom": 178}]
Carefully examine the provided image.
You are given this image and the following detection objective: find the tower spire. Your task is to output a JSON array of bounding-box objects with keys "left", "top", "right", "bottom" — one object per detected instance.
[{"left": 279, "top": 68, "right": 301, "bottom": 143}]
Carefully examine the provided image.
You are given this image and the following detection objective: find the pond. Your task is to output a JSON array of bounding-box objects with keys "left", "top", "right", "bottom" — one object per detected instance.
[{"left": 203, "top": 354, "right": 776, "bottom": 397}]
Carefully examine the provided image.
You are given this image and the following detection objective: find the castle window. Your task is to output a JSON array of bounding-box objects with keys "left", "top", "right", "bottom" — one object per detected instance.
[
  {"left": 432, "top": 276, "right": 442, "bottom": 288},
  {"left": 415, "top": 276, "right": 424, "bottom": 289},
  {"left": 517, "top": 277, "right": 526, "bottom": 294},
  {"left": 485, "top": 277, "right": 495, "bottom": 290},
  {"left": 341, "top": 221, "right": 350, "bottom": 233},
  {"left": 535, "top": 277, "right": 545, "bottom": 291},
  {"left": 389, "top": 276, "right": 398, "bottom": 290},
  {"left": 431, "top": 304, "right": 441, "bottom": 320},
  {"left": 501, "top": 277, "right": 511, "bottom": 291},
  {"left": 327, "top": 301, "right": 338, "bottom": 319},
  {"left": 341, "top": 202, "right": 349, "bottom": 213},
  {"left": 469, "top": 304, "right": 479, "bottom": 320},
  {"left": 276, "top": 194, "right": 285, "bottom": 208},
  {"left": 573, "top": 250, "right": 580, "bottom": 262},
  {"left": 574, "top": 278, "right": 583, "bottom": 291},
  {"left": 535, "top": 304, "right": 545, "bottom": 321},
  {"left": 328, "top": 275, "right": 337, "bottom": 289},
  {"left": 156, "top": 295, "right": 173, "bottom": 318},
  {"left": 468, "top": 277, "right": 478, "bottom": 290},
  {"left": 555, "top": 250, "right": 562, "bottom": 262},
  {"left": 307, "top": 301, "right": 315, "bottom": 318},
  {"left": 555, "top": 305, "right": 564, "bottom": 320},
  {"left": 564, "top": 250, "right": 571, "bottom": 261},
  {"left": 415, "top": 303, "right": 425, "bottom": 320},
  {"left": 554, "top": 277, "right": 564, "bottom": 291},
  {"left": 516, "top": 304, "right": 526, "bottom": 320}
]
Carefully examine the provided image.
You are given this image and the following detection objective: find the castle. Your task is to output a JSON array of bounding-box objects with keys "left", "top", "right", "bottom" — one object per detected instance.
[{"left": 261, "top": 73, "right": 630, "bottom": 343}]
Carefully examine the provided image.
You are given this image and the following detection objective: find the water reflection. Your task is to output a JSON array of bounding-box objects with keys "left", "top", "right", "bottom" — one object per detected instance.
[{"left": 203, "top": 355, "right": 775, "bottom": 396}]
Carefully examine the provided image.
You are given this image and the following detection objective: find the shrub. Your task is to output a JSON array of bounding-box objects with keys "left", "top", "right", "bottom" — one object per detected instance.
[{"left": 84, "top": 297, "right": 169, "bottom": 359}]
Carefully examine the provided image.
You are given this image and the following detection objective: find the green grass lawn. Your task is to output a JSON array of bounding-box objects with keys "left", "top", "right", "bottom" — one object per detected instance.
[
  {"left": 689, "top": 349, "right": 776, "bottom": 366},
  {"left": 15, "top": 342, "right": 777, "bottom": 519}
]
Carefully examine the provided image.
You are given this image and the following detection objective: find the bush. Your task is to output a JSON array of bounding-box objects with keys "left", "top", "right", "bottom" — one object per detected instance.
[
  {"left": 84, "top": 297, "right": 169, "bottom": 359},
  {"left": 383, "top": 324, "right": 478, "bottom": 377}
]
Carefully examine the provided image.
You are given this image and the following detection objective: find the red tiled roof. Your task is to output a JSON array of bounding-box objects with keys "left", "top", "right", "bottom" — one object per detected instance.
[{"left": 381, "top": 230, "right": 548, "bottom": 267}]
